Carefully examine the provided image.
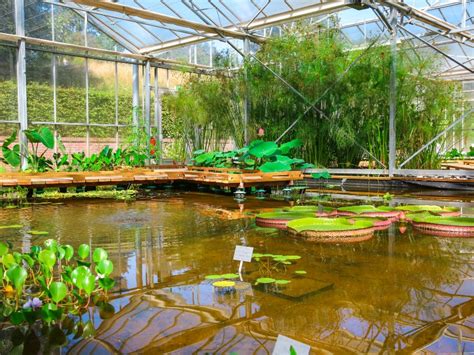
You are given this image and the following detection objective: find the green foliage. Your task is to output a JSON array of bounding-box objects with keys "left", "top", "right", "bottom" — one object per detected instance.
[
  {"left": 166, "top": 26, "right": 466, "bottom": 169},
  {"left": 191, "top": 139, "right": 312, "bottom": 172}
]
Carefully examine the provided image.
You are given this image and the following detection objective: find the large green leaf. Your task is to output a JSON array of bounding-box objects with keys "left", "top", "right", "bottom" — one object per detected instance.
[
  {"left": 259, "top": 161, "right": 292, "bottom": 173},
  {"left": 82, "top": 274, "right": 96, "bottom": 295},
  {"left": 2, "top": 143, "right": 20, "bottom": 167},
  {"left": 71, "top": 266, "right": 91, "bottom": 290},
  {"left": 194, "top": 152, "right": 215, "bottom": 165},
  {"left": 49, "top": 282, "right": 67, "bottom": 303},
  {"left": 6, "top": 265, "right": 28, "bottom": 295},
  {"left": 24, "top": 127, "right": 54, "bottom": 149},
  {"left": 279, "top": 139, "right": 302, "bottom": 154},
  {"left": 0, "top": 242, "right": 8, "bottom": 257},
  {"left": 93, "top": 248, "right": 108, "bottom": 263},
  {"left": 272, "top": 155, "right": 294, "bottom": 165},
  {"left": 96, "top": 259, "right": 113, "bottom": 276},
  {"left": 248, "top": 141, "right": 278, "bottom": 158},
  {"left": 77, "top": 244, "right": 90, "bottom": 260},
  {"left": 38, "top": 249, "right": 56, "bottom": 270}
]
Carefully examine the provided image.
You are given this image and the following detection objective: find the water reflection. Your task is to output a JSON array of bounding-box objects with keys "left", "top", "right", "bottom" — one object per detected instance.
[{"left": 0, "top": 193, "right": 473, "bottom": 353}]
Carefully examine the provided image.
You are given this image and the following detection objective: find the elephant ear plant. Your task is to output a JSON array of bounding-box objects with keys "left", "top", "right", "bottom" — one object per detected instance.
[
  {"left": 1, "top": 127, "right": 60, "bottom": 172},
  {"left": 0, "top": 239, "right": 116, "bottom": 351}
]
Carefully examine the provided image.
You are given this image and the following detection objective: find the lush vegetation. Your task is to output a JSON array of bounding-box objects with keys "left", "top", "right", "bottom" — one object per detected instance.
[
  {"left": 192, "top": 138, "right": 314, "bottom": 172},
  {"left": 1, "top": 127, "right": 157, "bottom": 172},
  {"left": 0, "top": 238, "right": 115, "bottom": 352},
  {"left": 166, "top": 26, "right": 467, "bottom": 169}
]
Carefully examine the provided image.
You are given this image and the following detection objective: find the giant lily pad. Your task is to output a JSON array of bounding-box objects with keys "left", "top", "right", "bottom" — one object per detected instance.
[{"left": 288, "top": 217, "right": 373, "bottom": 232}]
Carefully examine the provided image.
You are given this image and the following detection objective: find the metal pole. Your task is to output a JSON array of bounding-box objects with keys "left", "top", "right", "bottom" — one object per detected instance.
[
  {"left": 399, "top": 108, "right": 474, "bottom": 168},
  {"left": 51, "top": 3, "right": 58, "bottom": 153},
  {"left": 114, "top": 60, "right": 119, "bottom": 148},
  {"left": 15, "top": 0, "right": 28, "bottom": 170},
  {"left": 388, "top": 9, "right": 398, "bottom": 177},
  {"left": 84, "top": 12, "right": 90, "bottom": 156},
  {"left": 132, "top": 62, "right": 140, "bottom": 126},
  {"left": 243, "top": 38, "right": 250, "bottom": 146},
  {"left": 144, "top": 60, "right": 151, "bottom": 164},
  {"left": 154, "top": 67, "right": 163, "bottom": 164}
]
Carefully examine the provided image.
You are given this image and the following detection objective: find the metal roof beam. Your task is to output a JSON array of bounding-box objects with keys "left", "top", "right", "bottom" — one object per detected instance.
[
  {"left": 382, "top": 1, "right": 474, "bottom": 43},
  {"left": 143, "top": 0, "right": 353, "bottom": 54},
  {"left": 70, "top": 0, "right": 264, "bottom": 43}
]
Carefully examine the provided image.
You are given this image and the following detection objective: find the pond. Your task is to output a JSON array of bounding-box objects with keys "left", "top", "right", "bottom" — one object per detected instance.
[{"left": 1, "top": 192, "right": 473, "bottom": 353}]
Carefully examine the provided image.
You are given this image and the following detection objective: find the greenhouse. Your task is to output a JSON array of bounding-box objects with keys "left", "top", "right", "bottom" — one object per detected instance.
[{"left": 0, "top": 0, "right": 473, "bottom": 353}]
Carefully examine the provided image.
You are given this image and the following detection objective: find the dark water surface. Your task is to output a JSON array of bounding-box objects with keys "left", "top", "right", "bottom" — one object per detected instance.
[{"left": 1, "top": 192, "right": 473, "bottom": 354}]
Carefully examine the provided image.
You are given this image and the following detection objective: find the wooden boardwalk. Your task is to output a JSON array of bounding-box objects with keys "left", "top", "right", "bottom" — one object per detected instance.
[{"left": 0, "top": 166, "right": 303, "bottom": 189}]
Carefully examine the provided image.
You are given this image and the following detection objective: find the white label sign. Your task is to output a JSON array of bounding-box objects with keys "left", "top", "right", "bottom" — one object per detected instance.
[
  {"left": 233, "top": 245, "right": 254, "bottom": 263},
  {"left": 272, "top": 335, "right": 310, "bottom": 355}
]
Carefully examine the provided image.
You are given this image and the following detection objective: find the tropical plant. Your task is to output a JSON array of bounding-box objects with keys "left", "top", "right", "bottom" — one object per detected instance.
[
  {"left": 0, "top": 239, "right": 116, "bottom": 350},
  {"left": 192, "top": 139, "right": 314, "bottom": 172}
]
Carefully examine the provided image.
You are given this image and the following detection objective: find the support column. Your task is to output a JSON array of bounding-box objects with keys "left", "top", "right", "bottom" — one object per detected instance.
[
  {"left": 243, "top": 38, "right": 250, "bottom": 146},
  {"left": 15, "top": 0, "right": 28, "bottom": 170},
  {"left": 154, "top": 67, "right": 163, "bottom": 164},
  {"left": 132, "top": 62, "right": 140, "bottom": 126},
  {"left": 144, "top": 61, "right": 151, "bottom": 164},
  {"left": 388, "top": 10, "right": 398, "bottom": 176},
  {"left": 84, "top": 12, "right": 90, "bottom": 156}
]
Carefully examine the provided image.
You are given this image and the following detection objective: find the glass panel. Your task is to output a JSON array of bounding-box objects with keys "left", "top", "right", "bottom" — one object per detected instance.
[
  {"left": 0, "top": 0, "right": 15, "bottom": 34},
  {"left": 25, "top": 0, "right": 52, "bottom": 40},
  {"left": 117, "top": 62, "right": 134, "bottom": 125},
  {"left": 88, "top": 59, "right": 116, "bottom": 124},
  {"left": 0, "top": 46, "right": 17, "bottom": 122},
  {"left": 87, "top": 21, "right": 125, "bottom": 51},
  {"left": 26, "top": 50, "right": 54, "bottom": 123},
  {"left": 54, "top": 5, "right": 85, "bottom": 45},
  {"left": 56, "top": 55, "right": 86, "bottom": 128}
]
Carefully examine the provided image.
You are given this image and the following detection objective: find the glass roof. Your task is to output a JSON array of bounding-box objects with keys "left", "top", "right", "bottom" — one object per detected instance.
[{"left": 22, "top": 0, "right": 474, "bottom": 75}]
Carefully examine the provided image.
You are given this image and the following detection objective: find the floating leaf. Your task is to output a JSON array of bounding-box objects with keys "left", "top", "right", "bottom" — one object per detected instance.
[
  {"left": 205, "top": 274, "right": 222, "bottom": 280},
  {"left": 221, "top": 273, "right": 239, "bottom": 279},
  {"left": 275, "top": 279, "right": 291, "bottom": 285},
  {"left": 255, "top": 277, "right": 276, "bottom": 284},
  {"left": 0, "top": 225, "right": 22, "bottom": 230},
  {"left": 212, "top": 280, "right": 235, "bottom": 288},
  {"left": 29, "top": 230, "right": 49, "bottom": 236},
  {"left": 294, "top": 270, "right": 307, "bottom": 275}
]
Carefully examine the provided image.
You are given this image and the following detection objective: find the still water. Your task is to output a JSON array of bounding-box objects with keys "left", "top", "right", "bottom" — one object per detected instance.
[{"left": 1, "top": 192, "right": 473, "bottom": 354}]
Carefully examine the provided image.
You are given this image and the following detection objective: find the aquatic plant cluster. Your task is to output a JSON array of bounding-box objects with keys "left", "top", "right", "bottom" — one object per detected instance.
[
  {"left": 192, "top": 139, "right": 314, "bottom": 172},
  {"left": 0, "top": 237, "right": 115, "bottom": 351},
  {"left": 255, "top": 204, "right": 472, "bottom": 241}
]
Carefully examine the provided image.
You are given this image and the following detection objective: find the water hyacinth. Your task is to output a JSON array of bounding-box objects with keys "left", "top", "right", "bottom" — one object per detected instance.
[{"left": 23, "top": 297, "right": 42, "bottom": 310}]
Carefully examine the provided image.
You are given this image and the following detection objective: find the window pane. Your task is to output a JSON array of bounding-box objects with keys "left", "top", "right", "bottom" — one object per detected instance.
[
  {"left": 89, "top": 59, "right": 116, "bottom": 124},
  {"left": 26, "top": 50, "right": 54, "bottom": 123},
  {"left": 0, "top": 46, "right": 17, "bottom": 122}
]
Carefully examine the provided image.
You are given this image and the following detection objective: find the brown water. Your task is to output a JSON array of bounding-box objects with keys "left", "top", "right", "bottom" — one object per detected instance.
[{"left": 1, "top": 192, "right": 474, "bottom": 354}]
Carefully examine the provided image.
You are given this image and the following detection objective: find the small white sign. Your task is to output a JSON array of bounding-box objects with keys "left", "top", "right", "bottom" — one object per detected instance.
[
  {"left": 233, "top": 245, "right": 254, "bottom": 263},
  {"left": 272, "top": 335, "right": 310, "bottom": 355}
]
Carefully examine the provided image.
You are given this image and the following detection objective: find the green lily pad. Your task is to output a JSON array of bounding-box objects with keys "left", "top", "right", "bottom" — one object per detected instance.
[
  {"left": 275, "top": 279, "right": 291, "bottom": 285},
  {"left": 29, "top": 230, "right": 49, "bottom": 236},
  {"left": 205, "top": 274, "right": 223, "bottom": 280},
  {"left": 0, "top": 225, "right": 23, "bottom": 230},
  {"left": 294, "top": 270, "right": 307, "bottom": 275},
  {"left": 255, "top": 277, "right": 276, "bottom": 284},
  {"left": 287, "top": 217, "right": 374, "bottom": 233}
]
